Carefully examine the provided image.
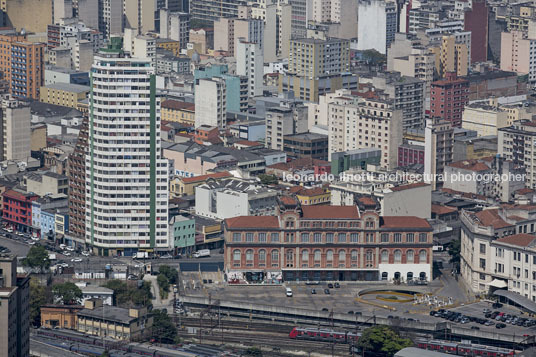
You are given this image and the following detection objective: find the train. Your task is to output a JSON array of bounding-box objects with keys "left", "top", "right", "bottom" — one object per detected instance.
[
  {"left": 34, "top": 328, "right": 192, "bottom": 357},
  {"left": 289, "top": 327, "right": 361, "bottom": 344},
  {"left": 415, "top": 338, "right": 515, "bottom": 356}
]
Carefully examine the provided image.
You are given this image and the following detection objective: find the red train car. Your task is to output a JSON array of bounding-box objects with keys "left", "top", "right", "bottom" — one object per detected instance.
[
  {"left": 289, "top": 327, "right": 360, "bottom": 344},
  {"left": 415, "top": 338, "right": 515, "bottom": 356}
]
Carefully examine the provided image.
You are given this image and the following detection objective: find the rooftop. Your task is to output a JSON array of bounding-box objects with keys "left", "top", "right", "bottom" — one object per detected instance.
[
  {"left": 78, "top": 306, "right": 142, "bottom": 324},
  {"left": 301, "top": 205, "right": 360, "bottom": 220},
  {"left": 181, "top": 171, "right": 232, "bottom": 184},
  {"left": 162, "top": 99, "right": 195, "bottom": 111},
  {"left": 494, "top": 234, "right": 536, "bottom": 248},
  {"left": 44, "top": 83, "right": 90, "bottom": 93},
  {"left": 380, "top": 216, "right": 432, "bottom": 229},
  {"left": 225, "top": 215, "right": 279, "bottom": 229}
]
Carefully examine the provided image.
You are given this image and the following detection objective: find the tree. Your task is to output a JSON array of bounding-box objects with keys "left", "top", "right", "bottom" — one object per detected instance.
[
  {"left": 361, "top": 49, "right": 387, "bottom": 68},
  {"left": 447, "top": 238, "right": 461, "bottom": 271},
  {"left": 158, "top": 265, "right": 178, "bottom": 285},
  {"left": 29, "top": 278, "right": 53, "bottom": 327},
  {"left": 258, "top": 174, "right": 278, "bottom": 185},
  {"left": 157, "top": 273, "right": 170, "bottom": 299},
  {"left": 23, "top": 245, "right": 51, "bottom": 273},
  {"left": 52, "top": 282, "right": 82, "bottom": 305},
  {"left": 151, "top": 309, "right": 178, "bottom": 344},
  {"left": 357, "top": 326, "right": 412, "bottom": 356},
  {"left": 103, "top": 279, "right": 152, "bottom": 307}
]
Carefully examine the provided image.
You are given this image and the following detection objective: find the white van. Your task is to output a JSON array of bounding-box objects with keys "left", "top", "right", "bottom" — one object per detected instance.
[{"left": 286, "top": 287, "right": 293, "bottom": 297}]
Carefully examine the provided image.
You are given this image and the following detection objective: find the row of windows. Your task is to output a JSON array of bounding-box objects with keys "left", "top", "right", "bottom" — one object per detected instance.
[{"left": 231, "top": 232, "right": 428, "bottom": 244}]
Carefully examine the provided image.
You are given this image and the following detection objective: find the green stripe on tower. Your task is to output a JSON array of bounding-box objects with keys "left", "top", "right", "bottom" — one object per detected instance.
[{"left": 149, "top": 74, "right": 156, "bottom": 248}]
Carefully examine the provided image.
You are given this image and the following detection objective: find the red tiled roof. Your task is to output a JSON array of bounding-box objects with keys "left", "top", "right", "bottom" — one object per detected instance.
[
  {"left": 161, "top": 99, "right": 195, "bottom": 111},
  {"left": 301, "top": 205, "right": 360, "bottom": 219},
  {"left": 390, "top": 182, "right": 429, "bottom": 192},
  {"left": 431, "top": 204, "right": 457, "bottom": 215},
  {"left": 507, "top": 215, "right": 525, "bottom": 222},
  {"left": 501, "top": 203, "right": 536, "bottom": 211},
  {"left": 358, "top": 196, "right": 376, "bottom": 207},
  {"left": 225, "top": 216, "right": 279, "bottom": 229},
  {"left": 380, "top": 216, "right": 431, "bottom": 229},
  {"left": 181, "top": 171, "right": 232, "bottom": 184},
  {"left": 474, "top": 209, "right": 512, "bottom": 229},
  {"left": 3, "top": 189, "right": 37, "bottom": 201},
  {"left": 449, "top": 160, "right": 490, "bottom": 172},
  {"left": 516, "top": 188, "right": 535, "bottom": 195},
  {"left": 280, "top": 196, "right": 299, "bottom": 206},
  {"left": 495, "top": 234, "right": 536, "bottom": 247},
  {"left": 295, "top": 187, "right": 328, "bottom": 197},
  {"left": 235, "top": 140, "right": 262, "bottom": 147}
]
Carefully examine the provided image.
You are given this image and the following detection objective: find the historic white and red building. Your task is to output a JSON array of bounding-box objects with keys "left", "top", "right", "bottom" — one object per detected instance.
[{"left": 223, "top": 198, "right": 433, "bottom": 283}]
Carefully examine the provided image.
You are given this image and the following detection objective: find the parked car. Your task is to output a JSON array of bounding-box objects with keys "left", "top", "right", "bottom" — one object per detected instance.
[
  {"left": 334, "top": 282, "right": 340, "bottom": 288},
  {"left": 324, "top": 288, "right": 330, "bottom": 294},
  {"left": 327, "top": 283, "right": 334, "bottom": 289},
  {"left": 311, "top": 289, "right": 316, "bottom": 294}
]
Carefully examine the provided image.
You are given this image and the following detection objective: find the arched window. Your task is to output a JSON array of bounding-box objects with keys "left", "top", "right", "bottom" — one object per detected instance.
[
  {"left": 246, "top": 249, "right": 254, "bottom": 261},
  {"left": 365, "top": 250, "right": 373, "bottom": 267},
  {"left": 394, "top": 249, "right": 402, "bottom": 263},
  {"left": 233, "top": 249, "right": 241, "bottom": 267},
  {"left": 381, "top": 250, "right": 389, "bottom": 263},
  {"left": 326, "top": 250, "right": 333, "bottom": 261},
  {"left": 314, "top": 249, "right": 321, "bottom": 262},
  {"left": 301, "top": 249, "right": 309, "bottom": 268},
  {"left": 419, "top": 250, "right": 427, "bottom": 263},
  {"left": 338, "top": 250, "right": 346, "bottom": 267},
  {"left": 258, "top": 249, "right": 266, "bottom": 266},
  {"left": 271, "top": 250, "right": 279, "bottom": 267},
  {"left": 406, "top": 250, "right": 414, "bottom": 264},
  {"left": 286, "top": 249, "right": 294, "bottom": 267}
]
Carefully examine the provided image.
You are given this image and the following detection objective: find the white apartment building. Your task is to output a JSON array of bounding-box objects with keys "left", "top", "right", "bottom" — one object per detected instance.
[
  {"left": 0, "top": 97, "right": 31, "bottom": 161},
  {"left": 460, "top": 204, "right": 536, "bottom": 301},
  {"left": 123, "top": 29, "right": 156, "bottom": 67},
  {"left": 357, "top": 0, "right": 397, "bottom": 54},
  {"left": 86, "top": 52, "right": 169, "bottom": 256},
  {"left": 499, "top": 120, "right": 536, "bottom": 189},
  {"left": 236, "top": 38, "right": 263, "bottom": 98},
  {"left": 195, "top": 78, "right": 227, "bottom": 128},
  {"left": 328, "top": 97, "right": 403, "bottom": 169},
  {"left": 265, "top": 103, "right": 308, "bottom": 151}
]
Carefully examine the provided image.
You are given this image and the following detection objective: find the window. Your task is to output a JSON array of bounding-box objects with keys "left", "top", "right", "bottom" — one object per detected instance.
[
  {"left": 479, "top": 243, "right": 486, "bottom": 254},
  {"left": 271, "top": 233, "right": 279, "bottom": 242},
  {"left": 350, "top": 233, "right": 358, "bottom": 242},
  {"left": 314, "top": 249, "right": 321, "bottom": 263},
  {"left": 232, "top": 233, "right": 241, "bottom": 242},
  {"left": 271, "top": 250, "right": 279, "bottom": 267},
  {"left": 366, "top": 233, "right": 374, "bottom": 243},
  {"left": 419, "top": 250, "right": 427, "bottom": 264},
  {"left": 233, "top": 249, "right": 241, "bottom": 267},
  {"left": 246, "top": 233, "right": 254, "bottom": 242},
  {"left": 326, "top": 250, "right": 333, "bottom": 266},
  {"left": 300, "top": 233, "right": 310, "bottom": 243},
  {"left": 258, "top": 233, "right": 266, "bottom": 242},
  {"left": 381, "top": 233, "right": 389, "bottom": 243},
  {"left": 381, "top": 250, "right": 389, "bottom": 263},
  {"left": 338, "top": 250, "right": 346, "bottom": 267},
  {"left": 245, "top": 249, "right": 254, "bottom": 266},
  {"left": 314, "top": 233, "right": 322, "bottom": 243},
  {"left": 351, "top": 250, "right": 358, "bottom": 266},
  {"left": 407, "top": 250, "right": 414, "bottom": 263},
  {"left": 394, "top": 250, "right": 402, "bottom": 263},
  {"left": 406, "top": 233, "right": 414, "bottom": 243},
  {"left": 301, "top": 249, "right": 309, "bottom": 267},
  {"left": 338, "top": 233, "right": 346, "bottom": 243},
  {"left": 419, "top": 233, "right": 427, "bottom": 243},
  {"left": 479, "top": 258, "right": 486, "bottom": 270},
  {"left": 365, "top": 250, "right": 374, "bottom": 267},
  {"left": 258, "top": 249, "right": 266, "bottom": 266},
  {"left": 394, "top": 233, "right": 402, "bottom": 243},
  {"left": 286, "top": 250, "right": 294, "bottom": 267},
  {"left": 326, "top": 233, "right": 334, "bottom": 243},
  {"left": 480, "top": 273, "right": 486, "bottom": 280}
]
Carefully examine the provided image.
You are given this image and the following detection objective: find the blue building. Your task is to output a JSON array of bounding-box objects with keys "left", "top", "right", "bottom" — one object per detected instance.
[
  {"left": 170, "top": 215, "right": 196, "bottom": 255},
  {"left": 195, "top": 64, "right": 248, "bottom": 113},
  {"left": 40, "top": 209, "right": 56, "bottom": 240}
]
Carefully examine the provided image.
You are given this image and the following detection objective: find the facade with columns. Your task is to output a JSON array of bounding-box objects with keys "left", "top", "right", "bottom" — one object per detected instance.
[{"left": 223, "top": 199, "right": 433, "bottom": 283}]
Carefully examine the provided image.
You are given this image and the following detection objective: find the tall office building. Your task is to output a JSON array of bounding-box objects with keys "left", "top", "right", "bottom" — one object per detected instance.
[
  {"left": 288, "top": 0, "right": 308, "bottom": 39},
  {"left": 160, "top": 9, "right": 190, "bottom": 48},
  {"left": 53, "top": 0, "right": 73, "bottom": 24},
  {"left": 0, "top": 97, "right": 31, "bottom": 161},
  {"left": 195, "top": 77, "right": 227, "bottom": 128},
  {"left": 78, "top": 0, "right": 99, "bottom": 29},
  {"left": 0, "top": 34, "right": 45, "bottom": 100},
  {"left": 288, "top": 37, "right": 350, "bottom": 77},
  {"left": 124, "top": 0, "right": 157, "bottom": 34},
  {"left": 430, "top": 72, "right": 469, "bottom": 128},
  {"left": 189, "top": 0, "right": 247, "bottom": 24},
  {"left": 99, "top": 0, "right": 123, "bottom": 37},
  {"left": 424, "top": 117, "right": 454, "bottom": 190},
  {"left": 86, "top": 49, "right": 169, "bottom": 256},
  {"left": 0, "top": 254, "right": 30, "bottom": 357},
  {"left": 236, "top": 38, "right": 263, "bottom": 98},
  {"left": 357, "top": 0, "right": 397, "bottom": 54}
]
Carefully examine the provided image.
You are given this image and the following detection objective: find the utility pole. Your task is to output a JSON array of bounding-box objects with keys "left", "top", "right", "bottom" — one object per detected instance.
[{"left": 330, "top": 308, "right": 335, "bottom": 357}]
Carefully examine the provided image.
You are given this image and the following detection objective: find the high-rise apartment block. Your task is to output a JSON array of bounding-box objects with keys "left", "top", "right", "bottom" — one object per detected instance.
[
  {"left": 424, "top": 117, "right": 454, "bottom": 190},
  {"left": 99, "top": 0, "right": 123, "bottom": 37},
  {"left": 214, "top": 17, "right": 263, "bottom": 57},
  {"left": 86, "top": 51, "right": 169, "bottom": 256},
  {"left": 430, "top": 72, "right": 469, "bottom": 128},
  {"left": 501, "top": 31, "right": 536, "bottom": 83},
  {"left": 0, "top": 34, "right": 45, "bottom": 100},
  {"left": 189, "top": 0, "right": 247, "bottom": 24},
  {"left": 357, "top": 0, "right": 397, "bottom": 54},
  {"left": 195, "top": 77, "right": 227, "bottom": 128},
  {"left": 499, "top": 120, "right": 536, "bottom": 190},
  {"left": 123, "top": 0, "right": 157, "bottom": 34},
  {"left": 160, "top": 9, "right": 190, "bottom": 48},
  {"left": 0, "top": 97, "right": 31, "bottom": 162},
  {"left": 236, "top": 38, "right": 263, "bottom": 98},
  {"left": 430, "top": 35, "right": 469, "bottom": 78},
  {"left": 288, "top": 37, "right": 350, "bottom": 77},
  {"left": 265, "top": 102, "right": 308, "bottom": 151},
  {"left": 0, "top": 254, "right": 30, "bottom": 357}
]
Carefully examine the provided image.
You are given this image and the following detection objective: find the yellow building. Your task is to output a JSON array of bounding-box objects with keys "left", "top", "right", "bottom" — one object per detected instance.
[
  {"left": 294, "top": 187, "right": 330, "bottom": 205},
  {"left": 76, "top": 299, "right": 152, "bottom": 341},
  {"left": 41, "top": 305, "right": 82, "bottom": 329},
  {"left": 40, "top": 83, "right": 90, "bottom": 109},
  {"left": 170, "top": 171, "right": 232, "bottom": 197},
  {"left": 156, "top": 38, "right": 181, "bottom": 56},
  {"left": 161, "top": 99, "right": 195, "bottom": 125},
  {"left": 431, "top": 35, "right": 469, "bottom": 78},
  {"left": 31, "top": 124, "right": 47, "bottom": 151}
]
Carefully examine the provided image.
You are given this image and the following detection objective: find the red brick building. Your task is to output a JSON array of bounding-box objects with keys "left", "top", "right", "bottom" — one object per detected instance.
[
  {"left": 223, "top": 200, "right": 433, "bottom": 283},
  {"left": 430, "top": 72, "right": 469, "bottom": 128},
  {"left": 2, "top": 189, "right": 39, "bottom": 233},
  {"left": 464, "top": 0, "right": 488, "bottom": 63},
  {"left": 398, "top": 143, "right": 425, "bottom": 167}
]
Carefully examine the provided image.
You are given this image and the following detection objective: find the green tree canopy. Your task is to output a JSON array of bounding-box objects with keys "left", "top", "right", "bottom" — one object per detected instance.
[
  {"left": 151, "top": 309, "right": 178, "bottom": 344},
  {"left": 29, "top": 278, "right": 53, "bottom": 327},
  {"left": 357, "top": 326, "right": 413, "bottom": 356},
  {"left": 258, "top": 174, "right": 278, "bottom": 185},
  {"left": 102, "top": 279, "right": 152, "bottom": 307},
  {"left": 23, "top": 245, "right": 51, "bottom": 273},
  {"left": 158, "top": 265, "right": 178, "bottom": 285},
  {"left": 52, "top": 282, "right": 82, "bottom": 305},
  {"left": 361, "top": 49, "right": 387, "bottom": 66},
  {"left": 447, "top": 238, "right": 461, "bottom": 268}
]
